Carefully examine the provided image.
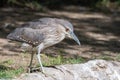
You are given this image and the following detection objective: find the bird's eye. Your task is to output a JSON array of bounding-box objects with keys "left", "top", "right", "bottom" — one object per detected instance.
[{"left": 66, "top": 28, "right": 69, "bottom": 32}]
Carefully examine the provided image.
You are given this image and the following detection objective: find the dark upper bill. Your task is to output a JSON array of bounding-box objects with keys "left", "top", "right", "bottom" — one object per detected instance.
[{"left": 70, "top": 32, "right": 81, "bottom": 45}]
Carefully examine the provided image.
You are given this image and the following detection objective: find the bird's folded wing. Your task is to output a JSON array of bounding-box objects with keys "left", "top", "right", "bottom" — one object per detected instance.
[{"left": 7, "top": 27, "right": 45, "bottom": 46}]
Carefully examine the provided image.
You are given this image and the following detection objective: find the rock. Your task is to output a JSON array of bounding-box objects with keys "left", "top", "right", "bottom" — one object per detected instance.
[{"left": 15, "top": 60, "right": 120, "bottom": 80}]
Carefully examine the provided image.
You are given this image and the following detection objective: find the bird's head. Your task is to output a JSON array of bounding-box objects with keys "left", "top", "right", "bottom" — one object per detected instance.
[
  {"left": 64, "top": 25, "right": 81, "bottom": 45},
  {"left": 59, "top": 20, "right": 81, "bottom": 45}
]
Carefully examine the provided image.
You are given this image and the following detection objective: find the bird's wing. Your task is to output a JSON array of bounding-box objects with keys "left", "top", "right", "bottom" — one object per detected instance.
[
  {"left": 7, "top": 27, "right": 45, "bottom": 46},
  {"left": 7, "top": 18, "right": 68, "bottom": 46}
]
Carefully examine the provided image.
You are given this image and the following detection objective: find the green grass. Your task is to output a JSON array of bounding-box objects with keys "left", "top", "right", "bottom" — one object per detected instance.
[
  {"left": 115, "top": 54, "right": 120, "bottom": 61},
  {"left": 0, "top": 66, "right": 24, "bottom": 79},
  {"left": 0, "top": 60, "right": 24, "bottom": 79},
  {"left": 39, "top": 54, "right": 85, "bottom": 67},
  {"left": 0, "top": 53, "right": 85, "bottom": 79},
  {"left": 97, "top": 56, "right": 114, "bottom": 60},
  {"left": 1, "top": 60, "right": 14, "bottom": 65}
]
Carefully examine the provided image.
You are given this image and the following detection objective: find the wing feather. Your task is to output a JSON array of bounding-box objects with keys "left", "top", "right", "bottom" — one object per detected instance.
[
  {"left": 7, "top": 18, "right": 69, "bottom": 46},
  {"left": 7, "top": 27, "right": 44, "bottom": 46}
]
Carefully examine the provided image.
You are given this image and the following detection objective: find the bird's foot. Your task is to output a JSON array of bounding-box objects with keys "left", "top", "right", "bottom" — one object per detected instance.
[
  {"left": 27, "top": 67, "right": 44, "bottom": 73},
  {"left": 27, "top": 67, "right": 57, "bottom": 80},
  {"left": 27, "top": 66, "right": 34, "bottom": 73}
]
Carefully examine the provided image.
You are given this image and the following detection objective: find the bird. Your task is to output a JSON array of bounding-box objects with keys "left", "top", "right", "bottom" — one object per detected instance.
[{"left": 7, "top": 18, "right": 80, "bottom": 73}]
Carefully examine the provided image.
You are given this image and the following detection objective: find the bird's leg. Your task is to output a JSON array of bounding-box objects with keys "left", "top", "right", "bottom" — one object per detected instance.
[
  {"left": 29, "top": 53, "right": 34, "bottom": 67},
  {"left": 36, "top": 43, "right": 44, "bottom": 73},
  {"left": 27, "top": 50, "right": 35, "bottom": 73},
  {"left": 27, "top": 53, "right": 34, "bottom": 73}
]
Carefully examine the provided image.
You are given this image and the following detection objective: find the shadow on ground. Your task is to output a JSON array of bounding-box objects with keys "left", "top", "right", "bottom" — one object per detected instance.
[{"left": 0, "top": 6, "right": 120, "bottom": 69}]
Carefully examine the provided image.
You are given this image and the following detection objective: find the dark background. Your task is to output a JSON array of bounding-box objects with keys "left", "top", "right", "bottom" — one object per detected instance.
[{"left": 0, "top": 0, "right": 120, "bottom": 73}]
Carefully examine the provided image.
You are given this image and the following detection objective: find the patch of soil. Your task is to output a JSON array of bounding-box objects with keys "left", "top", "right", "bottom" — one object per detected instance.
[{"left": 0, "top": 6, "right": 120, "bottom": 70}]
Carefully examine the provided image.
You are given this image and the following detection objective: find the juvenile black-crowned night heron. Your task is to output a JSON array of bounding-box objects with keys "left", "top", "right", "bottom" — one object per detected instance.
[{"left": 7, "top": 18, "right": 80, "bottom": 72}]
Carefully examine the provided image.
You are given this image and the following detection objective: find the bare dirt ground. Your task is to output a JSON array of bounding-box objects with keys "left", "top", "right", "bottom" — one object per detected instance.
[{"left": 0, "top": 6, "right": 120, "bottom": 70}]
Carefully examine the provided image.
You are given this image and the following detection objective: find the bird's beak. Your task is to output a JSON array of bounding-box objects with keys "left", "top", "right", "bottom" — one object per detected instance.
[{"left": 70, "top": 32, "right": 81, "bottom": 45}]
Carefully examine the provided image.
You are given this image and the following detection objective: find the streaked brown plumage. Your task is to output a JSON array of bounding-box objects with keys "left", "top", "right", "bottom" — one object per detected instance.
[{"left": 7, "top": 18, "right": 80, "bottom": 72}]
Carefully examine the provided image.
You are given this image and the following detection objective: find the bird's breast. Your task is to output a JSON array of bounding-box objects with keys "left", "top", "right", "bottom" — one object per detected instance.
[{"left": 43, "top": 29, "right": 65, "bottom": 48}]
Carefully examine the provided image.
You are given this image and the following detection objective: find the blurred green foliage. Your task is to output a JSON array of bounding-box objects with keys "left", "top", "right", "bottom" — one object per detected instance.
[
  {"left": 0, "top": 0, "right": 120, "bottom": 10},
  {"left": 0, "top": 0, "right": 119, "bottom": 10},
  {"left": 0, "top": 0, "right": 42, "bottom": 10}
]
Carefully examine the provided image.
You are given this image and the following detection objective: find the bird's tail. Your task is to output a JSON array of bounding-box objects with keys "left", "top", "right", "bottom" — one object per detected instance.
[
  {"left": 7, "top": 28, "right": 21, "bottom": 40},
  {"left": 7, "top": 32, "right": 15, "bottom": 40}
]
